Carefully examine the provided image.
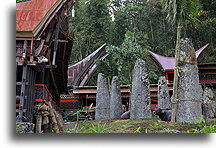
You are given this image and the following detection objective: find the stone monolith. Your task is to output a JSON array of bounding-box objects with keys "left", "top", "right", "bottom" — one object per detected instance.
[
  {"left": 158, "top": 76, "right": 171, "bottom": 109},
  {"left": 110, "top": 76, "right": 122, "bottom": 119},
  {"left": 130, "top": 59, "right": 152, "bottom": 119},
  {"left": 203, "top": 87, "right": 215, "bottom": 118},
  {"left": 95, "top": 73, "right": 110, "bottom": 120},
  {"left": 175, "top": 38, "right": 203, "bottom": 123}
]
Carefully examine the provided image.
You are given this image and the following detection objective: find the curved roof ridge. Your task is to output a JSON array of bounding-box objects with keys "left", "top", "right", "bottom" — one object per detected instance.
[
  {"left": 149, "top": 44, "right": 209, "bottom": 71},
  {"left": 195, "top": 43, "right": 209, "bottom": 58},
  {"left": 148, "top": 50, "right": 175, "bottom": 71},
  {"left": 68, "top": 43, "right": 106, "bottom": 68}
]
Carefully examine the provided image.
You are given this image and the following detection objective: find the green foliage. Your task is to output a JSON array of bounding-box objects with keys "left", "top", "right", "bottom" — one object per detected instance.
[
  {"left": 73, "top": 103, "right": 94, "bottom": 121},
  {"left": 89, "top": 123, "right": 112, "bottom": 133},
  {"left": 192, "top": 125, "right": 216, "bottom": 133},
  {"left": 69, "top": 0, "right": 112, "bottom": 64},
  {"left": 63, "top": 122, "right": 112, "bottom": 133},
  {"left": 16, "top": 123, "right": 22, "bottom": 133},
  {"left": 164, "top": 0, "right": 201, "bottom": 26},
  {"left": 70, "top": 0, "right": 216, "bottom": 85},
  {"left": 163, "top": 128, "right": 180, "bottom": 133},
  {"left": 149, "top": 121, "right": 160, "bottom": 128},
  {"left": 63, "top": 122, "right": 85, "bottom": 133},
  {"left": 191, "top": 115, "right": 206, "bottom": 124},
  {"left": 96, "top": 30, "right": 162, "bottom": 85},
  {"left": 96, "top": 31, "right": 160, "bottom": 85},
  {"left": 134, "top": 126, "right": 141, "bottom": 133},
  {"left": 16, "top": 0, "right": 29, "bottom": 2}
]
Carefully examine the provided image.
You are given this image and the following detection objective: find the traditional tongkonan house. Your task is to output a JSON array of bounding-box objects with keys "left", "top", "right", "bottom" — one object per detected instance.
[
  {"left": 148, "top": 44, "right": 216, "bottom": 85},
  {"left": 16, "top": 0, "right": 77, "bottom": 123}
]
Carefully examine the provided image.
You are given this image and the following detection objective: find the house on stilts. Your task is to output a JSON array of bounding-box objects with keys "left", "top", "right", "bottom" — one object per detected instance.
[{"left": 16, "top": 0, "right": 77, "bottom": 123}]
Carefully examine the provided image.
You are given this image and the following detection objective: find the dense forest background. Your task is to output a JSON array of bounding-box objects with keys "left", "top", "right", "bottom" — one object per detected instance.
[
  {"left": 69, "top": 0, "right": 215, "bottom": 85},
  {"left": 16, "top": 0, "right": 216, "bottom": 85}
]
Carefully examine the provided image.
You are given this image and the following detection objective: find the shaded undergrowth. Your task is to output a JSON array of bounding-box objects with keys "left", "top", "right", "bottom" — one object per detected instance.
[{"left": 63, "top": 117, "right": 216, "bottom": 133}]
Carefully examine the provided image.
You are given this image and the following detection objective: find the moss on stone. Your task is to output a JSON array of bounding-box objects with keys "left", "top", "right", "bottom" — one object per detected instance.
[{"left": 190, "top": 47, "right": 195, "bottom": 58}]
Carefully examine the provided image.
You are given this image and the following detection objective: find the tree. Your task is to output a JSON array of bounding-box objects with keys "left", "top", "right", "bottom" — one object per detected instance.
[
  {"left": 96, "top": 31, "right": 160, "bottom": 85},
  {"left": 164, "top": 0, "right": 202, "bottom": 122},
  {"left": 69, "top": 0, "right": 112, "bottom": 64}
]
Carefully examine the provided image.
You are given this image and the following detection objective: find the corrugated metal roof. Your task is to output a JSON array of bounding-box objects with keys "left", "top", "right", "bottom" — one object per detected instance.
[
  {"left": 149, "top": 44, "right": 209, "bottom": 71},
  {"left": 16, "top": 0, "right": 58, "bottom": 32}
]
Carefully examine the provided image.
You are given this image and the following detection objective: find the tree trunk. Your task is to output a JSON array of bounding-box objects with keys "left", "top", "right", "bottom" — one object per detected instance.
[{"left": 171, "top": 25, "right": 182, "bottom": 122}]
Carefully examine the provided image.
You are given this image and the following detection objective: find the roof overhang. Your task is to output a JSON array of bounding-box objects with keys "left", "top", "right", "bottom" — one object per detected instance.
[
  {"left": 16, "top": 0, "right": 73, "bottom": 38},
  {"left": 149, "top": 44, "right": 209, "bottom": 71},
  {"left": 16, "top": 31, "right": 33, "bottom": 38}
]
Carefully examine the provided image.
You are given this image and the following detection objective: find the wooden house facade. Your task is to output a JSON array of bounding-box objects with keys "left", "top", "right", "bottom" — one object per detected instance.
[{"left": 16, "top": 0, "right": 77, "bottom": 122}]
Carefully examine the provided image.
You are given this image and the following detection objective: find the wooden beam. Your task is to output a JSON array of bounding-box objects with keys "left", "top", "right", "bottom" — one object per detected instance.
[
  {"left": 16, "top": 82, "right": 29, "bottom": 85},
  {"left": 52, "top": 15, "right": 60, "bottom": 65},
  {"left": 35, "top": 40, "right": 45, "bottom": 56},
  {"left": 52, "top": 39, "right": 68, "bottom": 43},
  {"left": 37, "top": 65, "right": 57, "bottom": 68}
]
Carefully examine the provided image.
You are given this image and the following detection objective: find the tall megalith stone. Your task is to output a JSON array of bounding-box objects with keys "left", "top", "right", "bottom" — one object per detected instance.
[
  {"left": 95, "top": 73, "right": 110, "bottom": 120},
  {"left": 110, "top": 76, "right": 122, "bottom": 119},
  {"left": 130, "top": 59, "right": 152, "bottom": 119},
  {"left": 158, "top": 76, "right": 171, "bottom": 109},
  {"left": 175, "top": 38, "right": 203, "bottom": 123},
  {"left": 203, "top": 87, "right": 215, "bottom": 118}
]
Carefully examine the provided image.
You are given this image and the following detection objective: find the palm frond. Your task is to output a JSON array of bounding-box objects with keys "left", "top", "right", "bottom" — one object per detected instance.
[{"left": 164, "top": 0, "right": 201, "bottom": 26}]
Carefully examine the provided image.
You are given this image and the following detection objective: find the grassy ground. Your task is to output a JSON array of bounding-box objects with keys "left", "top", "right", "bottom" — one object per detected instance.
[{"left": 63, "top": 117, "right": 216, "bottom": 133}]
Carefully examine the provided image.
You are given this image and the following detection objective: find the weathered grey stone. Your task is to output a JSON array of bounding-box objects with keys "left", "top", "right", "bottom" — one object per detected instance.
[
  {"left": 16, "top": 122, "right": 35, "bottom": 133},
  {"left": 110, "top": 76, "right": 122, "bottom": 119},
  {"left": 95, "top": 73, "right": 110, "bottom": 120},
  {"left": 158, "top": 76, "right": 171, "bottom": 109},
  {"left": 203, "top": 87, "right": 215, "bottom": 118},
  {"left": 130, "top": 59, "right": 152, "bottom": 119},
  {"left": 175, "top": 38, "right": 202, "bottom": 123}
]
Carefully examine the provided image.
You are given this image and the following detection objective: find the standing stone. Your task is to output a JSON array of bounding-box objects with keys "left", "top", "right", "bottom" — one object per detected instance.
[
  {"left": 130, "top": 59, "right": 152, "bottom": 119},
  {"left": 175, "top": 38, "right": 203, "bottom": 123},
  {"left": 158, "top": 76, "right": 171, "bottom": 109},
  {"left": 203, "top": 87, "right": 215, "bottom": 118},
  {"left": 110, "top": 76, "right": 122, "bottom": 119},
  {"left": 95, "top": 73, "right": 110, "bottom": 120}
]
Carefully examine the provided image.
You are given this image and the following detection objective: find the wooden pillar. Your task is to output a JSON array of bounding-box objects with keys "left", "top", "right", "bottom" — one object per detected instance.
[
  {"left": 25, "top": 66, "right": 31, "bottom": 121},
  {"left": 19, "top": 40, "right": 28, "bottom": 121},
  {"left": 28, "top": 67, "right": 36, "bottom": 122}
]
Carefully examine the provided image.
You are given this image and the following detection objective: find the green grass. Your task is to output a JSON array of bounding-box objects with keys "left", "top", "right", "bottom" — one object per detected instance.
[{"left": 63, "top": 117, "right": 216, "bottom": 133}]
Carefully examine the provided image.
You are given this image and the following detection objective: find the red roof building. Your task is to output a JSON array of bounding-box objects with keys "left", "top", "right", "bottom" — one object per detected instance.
[
  {"left": 148, "top": 44, "right": 216, "bottom": 85},
  {"left": 16, "top": 0, "right": 77, "bottom": 123},
  {"left": 149, "top": 44, "right": 209, "bottom": 71}
]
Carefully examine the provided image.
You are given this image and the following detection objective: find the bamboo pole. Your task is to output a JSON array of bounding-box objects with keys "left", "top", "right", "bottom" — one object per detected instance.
[{"left": 171, "top": 26, "right": 182, "bottom": 122}]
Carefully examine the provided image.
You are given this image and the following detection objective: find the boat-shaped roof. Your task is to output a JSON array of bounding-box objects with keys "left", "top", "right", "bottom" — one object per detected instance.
[{"left": 149, "top": 44, "right": 209, "bottom": 71}]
